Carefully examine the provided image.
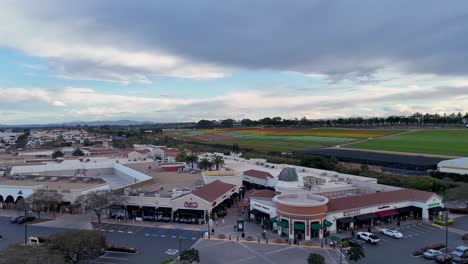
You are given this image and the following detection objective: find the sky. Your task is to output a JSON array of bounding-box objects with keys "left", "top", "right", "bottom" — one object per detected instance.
[{"left": 1, "top": 0, "right": 468, "bottom": 125}]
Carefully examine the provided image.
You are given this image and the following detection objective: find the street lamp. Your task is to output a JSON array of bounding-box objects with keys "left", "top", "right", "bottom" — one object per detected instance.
[{"left": 24, "top": 209, "right": 28, "bottom": 246}]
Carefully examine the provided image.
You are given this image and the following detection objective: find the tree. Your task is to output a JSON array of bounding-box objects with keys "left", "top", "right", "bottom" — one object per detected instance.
[
  {"left": 185, "top": 154, "right": 199, "bottom": 169},
  {"left": 26, "top": 190, "right": 63, "bottom": 219},
  {"left": 347, "top": 246, "right": 365, "bottom": 262},
  {"left": 78, "top": 190, "right": 126, "bottom": 224},
  {"left": 220, "top": 119, "right": 235, "bottom": 127},
  {"left": 176, "top": 151, "right": 187, "bottom": 162},
  {"left": 49, "top": 230, "right": 107, "bottom": 264},
  {"left": 196, "top": 120, "right": 214, "bottom": 128},
  {"left": 72, "top": 148, "right": 85, "bottom": 157},
  {"left": 197, "top": 158, "right": 212, "bottom": 171},
  {"left": 0, "top": 244, "right": 64, "bottom": 264},
  {"left": 307, "top": 253, "right": 326, "bottom": 264},
  {"left": 180, "top": 248, "right": 200, "bottom": 263},
  {"left": 212, "top": 156, "right": 224, "bottom": 170},
  {"left": 83, "top": 138, "right": 93, "bottom": 146},
  {"left": 51, "top": 150, "right": 64, "bottom": 159}
]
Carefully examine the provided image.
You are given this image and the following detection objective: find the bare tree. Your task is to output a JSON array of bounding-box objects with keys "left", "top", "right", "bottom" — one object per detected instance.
[
  {"left": 0, "top": 244, "right": 64, "bottom": 264},
  {"left": 26, "top": 190, "right": 63, "bottom": 219},
  {"left": 78, "top": 190, "right": 126, "bottom": 224}
]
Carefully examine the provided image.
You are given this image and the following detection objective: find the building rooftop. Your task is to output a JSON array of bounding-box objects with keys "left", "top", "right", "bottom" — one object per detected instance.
[
  {"left": 438, "top": 157, "right": 468, "bottom": 169},
  {"left": 243, "top": 169, "right": 273, "bottom": 180},
  {"left": 278, "top": 167, "right": 299, "bottom": 182},
  {"left": 0, "top": 176, "right": 107, "bottom": 191},
  {"left": 192, "top": 180, "right": 236, "bottom": 202},
  {"left": 327, "top": 189, "right": 437, "bottom": 212}
]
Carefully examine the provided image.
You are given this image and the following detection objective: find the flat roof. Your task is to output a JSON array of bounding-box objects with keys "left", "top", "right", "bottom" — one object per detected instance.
[
  {"left": 0, "top": 177, "right": 106, "bottom": 191},
  {"left": 273, "top": 193, "right": 328, "bottom": 207}
]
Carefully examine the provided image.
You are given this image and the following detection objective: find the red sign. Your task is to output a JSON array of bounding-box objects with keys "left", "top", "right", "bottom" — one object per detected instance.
[{"left": 184, "top": 201, "right": 198, "bottom": 208}]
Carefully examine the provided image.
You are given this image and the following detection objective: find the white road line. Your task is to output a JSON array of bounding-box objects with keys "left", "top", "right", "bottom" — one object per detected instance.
[{"left": 132, "top": 226, "right": 144, "bottom": 234}]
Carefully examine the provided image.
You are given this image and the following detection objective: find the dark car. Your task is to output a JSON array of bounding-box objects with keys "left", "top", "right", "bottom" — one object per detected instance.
[
  {"left": 17, "top": 216, "right": 36, "bottom": 224},
  {"left": 342, "top": 237, "right": 365, "bottom": 247},
  {"left": 10, "top": 216, "right": 24, "bottom": 224}
]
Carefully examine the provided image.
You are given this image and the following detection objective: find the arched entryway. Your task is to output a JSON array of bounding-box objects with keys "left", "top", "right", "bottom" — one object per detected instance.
[
  {"left": 15, "top": 196, "right": 24, "bottom": 203},
  {"left": 0, "top": 195, "right": 4, "bottom": 202},
  {"left": 4, "top": 195, "right": 14, "bottom": 203}
]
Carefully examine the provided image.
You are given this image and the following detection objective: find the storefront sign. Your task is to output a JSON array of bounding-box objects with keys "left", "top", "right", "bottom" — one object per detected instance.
[
  {"left": 251, "top": 201, "right": 276, "bottom": 217},
  {"left": 184, "top": 201, "right": 199, "bottom": 208},
  {"left": 343, "top": 209, "right": 360, "bottom": 217},
  {"left": 427, "top": 202, "right": 439, "bottom": 208}
]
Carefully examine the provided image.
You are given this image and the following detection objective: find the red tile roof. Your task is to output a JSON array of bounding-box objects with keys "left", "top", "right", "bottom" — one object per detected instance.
[
  {"left": 249, "top": 189, "right": 276, "bottom": 199},
  {"left": 192, "top": 180, "right": 236, "bottom": 202},
  {"left": 243, "top": 169, "right": 273, "bottom": 180},
  {"left": 327, "top": 189, "right": 437, "bottom": 212}
]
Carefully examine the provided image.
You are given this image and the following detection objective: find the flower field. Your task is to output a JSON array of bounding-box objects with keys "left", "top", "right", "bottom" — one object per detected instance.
[{"left": 171, "top": 128, "right": 402, "bottom": 152}]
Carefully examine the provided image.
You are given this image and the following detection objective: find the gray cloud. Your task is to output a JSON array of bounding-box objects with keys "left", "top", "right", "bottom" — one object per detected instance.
[{"left": 3, "top": 0, "right": 468, "bottom": 81}]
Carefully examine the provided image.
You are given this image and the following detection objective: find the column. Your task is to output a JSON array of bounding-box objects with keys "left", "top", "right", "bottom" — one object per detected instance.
[
  {"left": 305, "top": 220, "right": 311, "bottom": 240},
  {"left": 422, "top": 207, "right": 429, "bottom": 222},
  {"left": 289, "top": 220, "right": 294, "bottom": 239}
]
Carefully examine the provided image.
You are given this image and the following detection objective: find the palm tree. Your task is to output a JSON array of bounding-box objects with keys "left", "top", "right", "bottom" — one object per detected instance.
[
  {"left": 347, "top": 246, "right": 365, "bottom": 262},
  {"left": 213, "top": 156, "right": 224, "bottom": 170},
  {"left": 185, "top": 154, "right": 199, "bottom": 169},
  {"left": 198, "top": 158, "right": 212, "bottom": 171}
]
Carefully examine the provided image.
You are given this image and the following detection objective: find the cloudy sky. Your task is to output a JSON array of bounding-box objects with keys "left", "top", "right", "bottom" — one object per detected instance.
[{"left": 1, "top": 0, "right": 468, "bottom": 125}]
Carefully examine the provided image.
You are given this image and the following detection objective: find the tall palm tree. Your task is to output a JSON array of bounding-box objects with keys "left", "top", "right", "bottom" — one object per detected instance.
[
  {"left": 185, "top": 154, "right": 199, "bottom": 169},
  {"left": 213, "top": 156, "right": 224, "bottom": 170},
  {"left": 197, "top": 158, "right": 211, "bottom": 171}
]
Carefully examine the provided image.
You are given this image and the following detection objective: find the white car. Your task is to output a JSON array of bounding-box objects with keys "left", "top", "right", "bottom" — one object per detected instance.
[
  {"left": 423, "top": 249, "right": 443, "bottom": 259},
  {"left": 357, "top": 232, "right": 380, "bottom": 244},
  {"left": 380, "top": 229, "right": 403, "bottom": 238}
]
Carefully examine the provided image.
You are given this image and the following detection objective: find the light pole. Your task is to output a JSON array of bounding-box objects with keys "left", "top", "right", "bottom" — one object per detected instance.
[
  {"left": 24, "top": 209, "right": 28, "bottom": 246},
  {"left": 444, "top": 184, "right": 448, "bottom": 254}
]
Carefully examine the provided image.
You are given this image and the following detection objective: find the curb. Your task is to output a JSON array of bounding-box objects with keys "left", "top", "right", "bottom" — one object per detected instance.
[{"left": 202, "top": 237, "right": 334, "bottom": 250}]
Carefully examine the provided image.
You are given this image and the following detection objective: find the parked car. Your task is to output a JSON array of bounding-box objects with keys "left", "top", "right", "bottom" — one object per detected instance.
[
  {"left": 17, "top": 216, "right": 36, "bottom": 224},
  {"left": 451, "top": 246, "right": 468, "bottom": 264},
  {"left": 380, "top": 229, "right": 403, "bottom": 238},
  {"left": 342, "top": 237, "right": 365, "bottom": 247},
  {"left": 435, "top": 253, "right": 452, "bottom": 263},
  {"left": 423, "top": 249, "right": 443, "bottom": 259},
  {"left": 9, "top": 216, "right": 23, "bottom": 224},
  {"left": 357, "top": 232, "right": 380, "bottom": 244}
]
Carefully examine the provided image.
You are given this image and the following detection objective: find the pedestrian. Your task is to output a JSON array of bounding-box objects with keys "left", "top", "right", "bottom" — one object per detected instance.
[
  {"left": 222, "top": 218, "right": 225, "bottom": 225},
  {"left": 333, "top": 242, "right": 336, "bottom": 249}
]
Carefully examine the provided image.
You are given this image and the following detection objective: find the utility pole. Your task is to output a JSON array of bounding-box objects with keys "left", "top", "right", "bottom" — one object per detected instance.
[{"left": 445, "top": 184, "right": 448, "bottom": 254}]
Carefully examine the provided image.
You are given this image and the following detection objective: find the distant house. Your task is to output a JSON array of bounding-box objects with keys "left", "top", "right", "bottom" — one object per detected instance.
[
  {"left": 125, "top": 150, "right": 150, "bottom": 160},
  {"left": 150, "top": 146, "right": 179, "bottom": 162}
]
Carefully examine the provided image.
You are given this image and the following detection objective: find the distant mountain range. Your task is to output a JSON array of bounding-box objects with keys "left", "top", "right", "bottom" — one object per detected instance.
[{"left": 0, "top": 120, "right": 156, "bottom": 128}]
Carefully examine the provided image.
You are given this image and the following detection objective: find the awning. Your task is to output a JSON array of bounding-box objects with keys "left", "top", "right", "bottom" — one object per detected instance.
[
  {"left": 376, "top": 209, "right": 399, "bottom": 218},
  {"left": 323, "top": 220, "right": 333, "bottom": 227},
  {"left": 428, "top": 206, "right": 446, "bottom": 213},
  {"left": 329, "top": 236, "right": 341, "bottom": 242},
  {"left": 270, "top": 217, "right": 278, "bottom": 223},
  {"left": 354, "top": 213, "right": 378, "bottom": 222},
  {"left": 175, "top": 209, "right": 205, "bottom": 216},
  {"left": 397, "top": 206, "right": 421, "bottom": 213},
  {"left": 239, "top": 198, "right": 250, "bottom": 207},
  {"left": 279, "top": 220, "right": 289, "bottom": 228},
  {"left": 156, "top": 207, "right": 172, "bottom": 213},
  {"left": 126, "top": 205, "right": 141, "bottom": 210},
  {"left": 311, "top": 223, "right": 323, "bottom": 230},
  {"left": 337, "top": 217, "right": 354, "bottom": 224},
  {"left": 142, "top": 206, "right": 156, "bottom": 211},
  {"left": 294, "top": 222, "right": 305, "bottom": 230},
  {"left": 250, "top": 209, "right": 262, "bottom": 216}
]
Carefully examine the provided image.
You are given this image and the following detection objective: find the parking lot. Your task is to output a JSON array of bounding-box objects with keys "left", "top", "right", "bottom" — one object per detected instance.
[
  {"left": 358, "top": 221, "right": 466, "bottom": 264},
  {"left": 0, "top": 216, "right": 203, "bottom": 263}
]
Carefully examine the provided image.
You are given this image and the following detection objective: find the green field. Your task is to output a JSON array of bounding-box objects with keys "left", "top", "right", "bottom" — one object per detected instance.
[
  {"left": 348, "top": 130, "right": 468, "bottom": 156},
  {"left": 217, "top": 135, "right": 357, "bottom": 152}
]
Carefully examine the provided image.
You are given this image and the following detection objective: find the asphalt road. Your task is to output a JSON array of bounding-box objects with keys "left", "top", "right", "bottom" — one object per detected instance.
[
  {"left": 0, "top": 217, "right": 203, "bottom": 264},
  {"left": 358, "top": 221, "right": 466, "bottom": 264}
]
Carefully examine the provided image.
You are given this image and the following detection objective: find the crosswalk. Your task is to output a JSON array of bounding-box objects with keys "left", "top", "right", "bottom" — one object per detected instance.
[{"left": 96, "top": 223, "right": 203, "bottom": 241}]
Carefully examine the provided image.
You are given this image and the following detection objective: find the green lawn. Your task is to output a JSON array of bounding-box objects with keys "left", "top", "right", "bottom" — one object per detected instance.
[
  {"left": 347, "top": 130, "right": 468, "bottom": 156},
  {"left": 212, "top": 135, "right": 357, "bottom": 152}
]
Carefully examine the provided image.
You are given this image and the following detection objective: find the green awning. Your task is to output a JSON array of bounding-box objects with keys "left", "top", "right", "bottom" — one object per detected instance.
[
  {"left": 293, "top": 222, "right": 305, "bottom": 230},
  {"left": 311, "top": 223, "right": 323, "bottom": 230},
  {"left": 279, "top": 220, "right": 289, "bottom": 228},
  {"left": 270, "top": 217, "right": 278, "bottom": 223},
  {"left": 324, "top": 220, "right": 333, "bottom": 227},
  {"left": 329, "top": 236, "right": 341, "bottom": 241}
]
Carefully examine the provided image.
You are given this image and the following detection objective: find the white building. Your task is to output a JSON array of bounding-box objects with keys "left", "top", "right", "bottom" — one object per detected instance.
[{"left": 438, "top": 158, "right": 468, "bottom": 175}]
